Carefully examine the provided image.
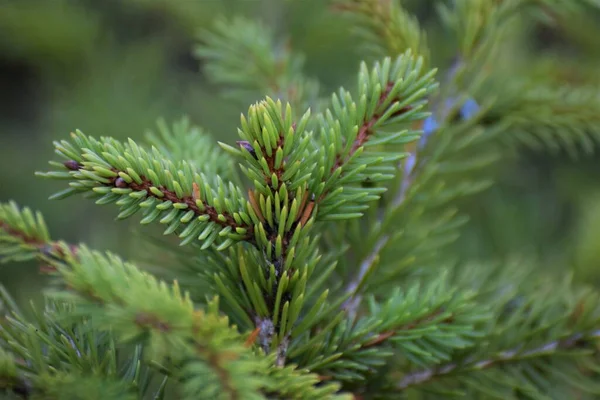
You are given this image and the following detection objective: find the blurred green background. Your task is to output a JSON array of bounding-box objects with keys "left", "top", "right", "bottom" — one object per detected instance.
[{"left": 1, "top": 0, "right": 600, "bottom": 308}]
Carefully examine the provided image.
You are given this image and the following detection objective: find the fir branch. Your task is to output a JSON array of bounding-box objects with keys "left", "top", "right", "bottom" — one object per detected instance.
[
  {"left": 37, "top": 132, "right": 254, "bottom": 249},
  {"left": 217, "top": 53, "right": 435, "bottom": 369},
  {"left": 396, "top": 329, "right": 600, "bottom": 390},
  {"left": 195, "top": 16, "right": 320, "bottom": 112},
  {"left": 109, "top": 170, "right": 239, "bottom": 230}
]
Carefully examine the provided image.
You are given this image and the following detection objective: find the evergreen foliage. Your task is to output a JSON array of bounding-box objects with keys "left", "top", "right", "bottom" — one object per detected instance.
[{"left": 2, "top": 1, "right": 600, "bottom": 398}]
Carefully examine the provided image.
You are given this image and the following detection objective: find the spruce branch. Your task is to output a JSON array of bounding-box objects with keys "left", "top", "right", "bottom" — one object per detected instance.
[
  {"left": 396, "top": 329, "right": 600, "bottom": 390},
  {"left": 47, "top": 246, "right": 267, "bottom": 399},
  {"left": 145, "top": 117, "right": 241, "bottom": 184},
  {"left": 37, "top": 131, "right": 254, "bottom": 249},
  {"left": 332, "top": 0, "right": 429, "bottom": 64},
  {"left": 0, "top": 297, "right": 162, "bottom": 400},
  {"left": 0, "top": 201, "right": 74, "bottom": 271},
  {"left": 488, "top": 82, "right": 600, "bottom": 157},
  {"left": 220, "top": 98, "right": 322, "bottom": 364},
  {"left": 334, "top": 1, "right": 523, "bottom": 317},
  {"left": 341, "top": 110, "right": 499, "bottom": 317},
  {"left": 291, "top": 272, "right": 487, "bottom": 383},
  {"left": 45, "top": 245, "right": 348, "bottom": 399},
  {"left": 0, "top": 198, "right": 349, "bottom": 399},
  {"left": 195, "top": 16, "right": 320, "bottom": 113},
  {"left": 377, "top": 270, "right": 600, "bottom": 397},
  {"left": 309, "top": 51, "right": 438, "bottom": 221},
  {"left": 217, "top": 51, "right": 437, "bottom": 363},
  {"left": 262, "top": 362, "right": 352, "bottom": 400}
]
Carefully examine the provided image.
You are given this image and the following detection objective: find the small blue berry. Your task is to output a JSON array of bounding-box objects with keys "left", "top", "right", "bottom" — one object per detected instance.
[
  {"left": 404, "top": 152, "right": 416, "bottom": 176},
  {"left": 460, "top": 98, "right": 480, "bottom": 120},
  {"left": 423, "top": 116, "right": 439, "bottom": 135},
  {"left": 419, "top": 116, "right": 439, "bottom": 148}
]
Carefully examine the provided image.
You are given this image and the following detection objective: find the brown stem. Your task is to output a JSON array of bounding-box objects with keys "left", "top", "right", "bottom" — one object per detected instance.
[
  {"left": 109, "top": 173, "right": 250, "bottom": 234},
  {"left": 362, "top": 308, "right": 449, "bottom": 348}
]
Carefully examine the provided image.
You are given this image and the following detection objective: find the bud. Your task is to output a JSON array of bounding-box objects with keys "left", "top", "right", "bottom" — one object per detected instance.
[
  {"left": 114, "top": 177, "right": 128, "bottom": 188},
  {"left": 63, "top": 160, "right": 81, "bottom": 171},
  {"left": 236, "top": 141, "right": 257, "bottom": 159}
]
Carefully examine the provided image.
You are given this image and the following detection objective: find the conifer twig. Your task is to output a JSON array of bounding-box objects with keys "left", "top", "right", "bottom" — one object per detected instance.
[
  {"left": 39, "top": 133, "right": 255, "bottom": 249},
  {"left": 396, "top": 329, "right": 600, "bottom": 390},
  {"left": 195, "top": 17, "right": 320, "bottom": 112},
  {"left": 331, "top": 0, "right": 429, "bottom": 63},
  {"left": 335, "top": 76, "right": 427, "bottom": 318},
  {"left": 329, "top": 82, "right": 413, "bottom": 177},
  {"left": 0, "top": 203, "right": 76, "bottom": 272},
  {"left": 342, "top": 237, "right": 386, "bottom": 319},
  {"left": 52, "top": 247, "right": 261, "bottom": 399},
  {"left": 70, "top": 161, "right": 249, "bottom": 234},
  {"left": 342, "top": 54, "right": 470, "bottom": 318}
]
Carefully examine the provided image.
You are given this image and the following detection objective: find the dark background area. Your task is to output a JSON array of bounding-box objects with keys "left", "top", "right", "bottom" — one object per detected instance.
[{"left": 1, "top": 0, "right": 600, "bottom": 307}]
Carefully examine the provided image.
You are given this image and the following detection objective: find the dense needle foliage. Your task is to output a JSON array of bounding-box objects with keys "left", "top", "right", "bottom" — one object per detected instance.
[{"left": 2, "top": 1, "right": 600, "bottom": 399}]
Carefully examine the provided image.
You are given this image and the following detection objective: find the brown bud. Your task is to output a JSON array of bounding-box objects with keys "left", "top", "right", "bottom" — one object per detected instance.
[
  {"left": 63, "top": 160, "right": 81, "bottom": 171},
  {"left": 114, "top": 177, "right": 128, "bottom": 188},
  {"left": 236, "top": 141, "right": 257, "bottom": 159}
]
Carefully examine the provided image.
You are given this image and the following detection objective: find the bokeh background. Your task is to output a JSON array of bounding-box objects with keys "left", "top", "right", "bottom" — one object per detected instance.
[{"left": 1, "top": 0, "right": 600, "bottom": 309}]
